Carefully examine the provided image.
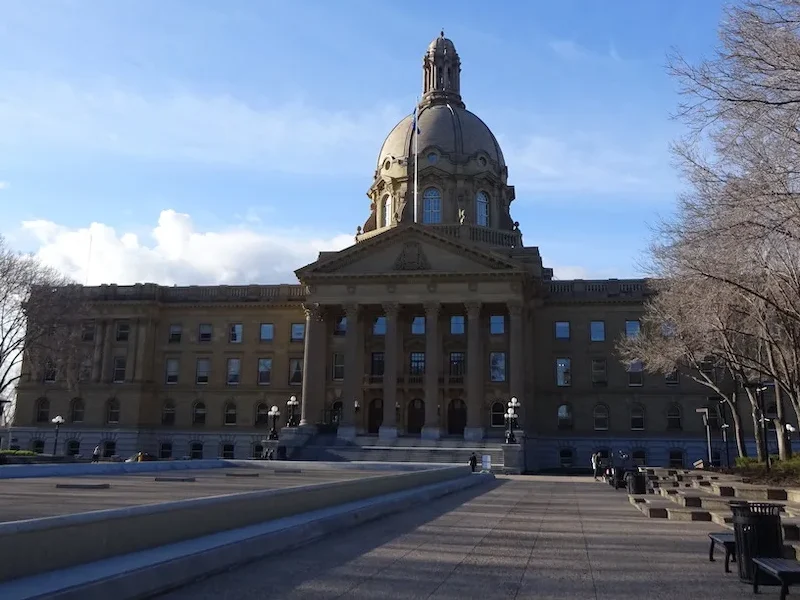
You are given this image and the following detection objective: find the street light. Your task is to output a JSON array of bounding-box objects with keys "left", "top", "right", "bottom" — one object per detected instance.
[
  {"left": 505, "top": 397, "right": 520, "bottom": 444},
  {"left": 719, "top": 399, "right": 731, "bottom": 469},
  {"left": 696, "top": 408, "right": 713, "bottom": 468},
  {"left": 51, "top": 415, "right": 65, "bottom": 455},
  {"left": 286, "top": 395, "right": 299, "bottom": 427},
  {"left": 268, "top": 406, "right": 280, "bottom": 440}
]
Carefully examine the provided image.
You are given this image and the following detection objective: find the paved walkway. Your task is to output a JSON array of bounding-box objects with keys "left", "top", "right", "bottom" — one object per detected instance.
[{"left": 160, "top": 476, "right": 757, "bottom": 599}]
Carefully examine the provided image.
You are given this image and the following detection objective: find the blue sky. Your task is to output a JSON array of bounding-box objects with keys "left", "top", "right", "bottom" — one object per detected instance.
[{"left": 0, "top": 0, "right": 727, "bottom": 285}]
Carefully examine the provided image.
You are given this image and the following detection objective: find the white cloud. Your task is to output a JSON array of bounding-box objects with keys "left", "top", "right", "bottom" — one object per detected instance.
[
  {"left": 20, "top": 209, "right": 352, "bottom": 286},
  {"left": 0, "top": 74, "right": 402, "bottom": 177},
  {"left": 549, "top": 39, "right": 624, "bottom": 63}
]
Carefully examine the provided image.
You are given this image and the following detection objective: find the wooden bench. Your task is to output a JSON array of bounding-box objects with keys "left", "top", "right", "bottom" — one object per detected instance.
[
  {"left": 752, "top": 557, "right": 800, "bottom": 600},
  {"left": 708, "top": 532, "right": 736, "bottom": 573}
]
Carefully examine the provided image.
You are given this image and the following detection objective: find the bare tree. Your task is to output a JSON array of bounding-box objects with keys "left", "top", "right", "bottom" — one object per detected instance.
[{"left": 0, "top": 236, "right": 88, "bottom": 423}]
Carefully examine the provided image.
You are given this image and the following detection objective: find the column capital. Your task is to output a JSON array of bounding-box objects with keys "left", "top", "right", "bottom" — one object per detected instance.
[
  {"left": 424, "top": 302, "right": 441, "bottom": 318},
  {"left": 343, "top": 303, "right": 360, "bottom": 319},
  {"left": 382, "top": 302, "right": 400, "bottom": 318},
  {"left": 507, "top": 302, "right": 524, "bottom": 317},
  {"left": 303, "top": 303, "right": 324, "bottom": 322},
  {"left": 465, "top": 302, "right": 482, "bottom": 319}
]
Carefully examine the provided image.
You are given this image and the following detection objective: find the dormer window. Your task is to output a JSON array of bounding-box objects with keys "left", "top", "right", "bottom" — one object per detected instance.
[
  {"left": 382, "top": 195, "right": 392, "bottom": 228},
  {"left": 422, "top": 188, "right": 441, "bottom": 224}
]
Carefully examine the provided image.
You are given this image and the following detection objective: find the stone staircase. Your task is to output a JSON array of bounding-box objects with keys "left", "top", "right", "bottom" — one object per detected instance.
[
  {"left": 291, "top": 434, "right": 506, "bottom": 470},
  {"left": 628, "top": 468, "right": 800, "bottom": 557}
]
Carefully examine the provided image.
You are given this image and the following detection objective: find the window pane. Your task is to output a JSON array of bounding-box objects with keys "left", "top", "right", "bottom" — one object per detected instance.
[
  {"left": 489, "top": 315, "right": 505, "bottom": 335},
  {"left": 291, "top": 323, "right": 305, "bottom": 341},
  {"left": 556, "top": 358, "right": 571, "bottom": 386},
  {"left": 260, "top": 323, "right": 274, "bottom": 341},
  {"left": 489, "top": 352, "right": 506, "bottom": 382},
  {"left": 450, "top": 316, "right": 465, "bottom": 335},
  {"left": 625, "top": 320, "right": 641, "bottom": 338},
  {"left": 422, "top": 188, "right": 441, "bottom": 224},
  {"left": 411, "top": 316, "right": 425, "bottom": 335},
  {"left": 476, "top": 191, "right": 490, "bottom": 227},
  {"left": 555, "top": 321, "right": 570, "bottom": 339},
  {"left": 590, "top": 321, "right": 605, "bottom": 342},
  {"left": 258, "top": 358, "right": 272, "bottom": 385},
  {"left": 373, "top": 317, "right": 387, "bottom": 335}
]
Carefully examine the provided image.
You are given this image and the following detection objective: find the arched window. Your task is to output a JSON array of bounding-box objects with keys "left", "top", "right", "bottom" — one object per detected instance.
[
  {"left": 106, "top": 398, "right": 120, "bottom": 424},
  {"left": 159, "top": 442, "right": 173, "bottom": 459},
  {"left": 69, "top": 398, "right": 84, "bottom": 423},
  {"left": 490, "top": 402, "right": 505, "bottom": 427},
  {"left": 35, "top": 397, "right": 50, "bottom": 423},
  {"left": 102, "top": 440, "right": 116, "bottom": 458},
  {"left": 31, "top": 439, "right": 45, "bottom": 454},
  {"left": 382, "top": 195, "right": 392, "bottom": 228},
  {"left": 630, "top": 404, "right": 645, "bottom": 430},
  {"left": 66, "top": 440, "right": 80, "bottom": 456},
  {"left": 190, "top": 442, "right": 203, "bottom": 459},
  {"left": 557, "top": 404, "right": 573, "bottom": 429},
  {"left": 224, "top": 401, "right": 237, "bottom": 426},
  {"left": 252, "top": 442, "right": 265, "bottom": 459},
  {"left": 593, "top": 405, "right": 609, "bottom": 430},
  {"left": 668, "top": 449, "right": 684, "bottom": 468},
  {"left": 162, "top": 401, "right": 176, "bottom": 426},
  {"left": 220, "top": 443, "right": 235, "bottom": 459},
  {"left": 667, "top": 404, "right": 682, "bottom": 431},
  {"left": 559, "top": 448, "right": 574, "bottom": 468},
  {"left": 255, "top": 403, "right": 269, "bottom": 426},
  {"left": 192, "top": 402, "right": 206, "bottom": 425},
  {"left": 422, "top": 187, "right": 441, "bottom": 224},
  {"left": 476, "top": 191, "right": 490, "bottom": 227},
  {"left": 706, "top": 400, "right": 721, "bottom": 430},
  {"left": 632, "top": 449, "right": 647, "bottom": 466}
]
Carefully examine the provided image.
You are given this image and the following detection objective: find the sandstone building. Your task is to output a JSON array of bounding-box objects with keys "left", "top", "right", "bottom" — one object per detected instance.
[{"left": 11, "top": 33, "right": 761, "bottom": 469}]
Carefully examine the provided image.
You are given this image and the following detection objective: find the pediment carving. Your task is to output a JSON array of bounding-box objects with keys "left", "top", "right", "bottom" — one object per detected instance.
[{"left": 393, "top": 241, "right": 431, "bottom": 271}]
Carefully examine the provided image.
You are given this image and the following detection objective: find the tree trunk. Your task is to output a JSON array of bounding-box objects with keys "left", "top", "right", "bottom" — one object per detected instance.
[
  {"left": 774, "top": 421, "right": 788, "bottom": 460},
  {"left": 730, "top": 402, "right": 748, "bottom": 458},
  {"left": 752, "top": 405, "right": 765, "bottom": 462}
]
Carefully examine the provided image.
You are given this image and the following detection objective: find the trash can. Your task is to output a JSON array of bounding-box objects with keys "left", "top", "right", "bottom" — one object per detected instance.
[
  {"left": 731, "top": 501, "right": 784, "bottom": 583},
  {"left": 626, "top": 471, "right": 647, "bottom": 495},
  {"left": 276, "top": 445, "right": 287, "bottom": 460}
]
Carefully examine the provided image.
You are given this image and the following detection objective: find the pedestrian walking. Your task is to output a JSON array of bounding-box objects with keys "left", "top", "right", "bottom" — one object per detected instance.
[
  {"left": 591, "top": 451, "right": 600, "bottom": 480},
  {"left": 469, "top": 452, "right": 478, "bottom": 473},
  {"left": 92, "top": 445, "right": 101, "bottom": 463}
]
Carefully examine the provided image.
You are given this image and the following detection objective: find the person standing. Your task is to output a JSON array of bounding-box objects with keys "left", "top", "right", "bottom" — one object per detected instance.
[
  {"left": 591, "top": 451, "right": 600, "bottom": 480},
  {"left": 469, "top": 452, "right": 478, "bottom": 473},
  {"left": 92, "top": 445, "right": 101, "bottom": 463}
]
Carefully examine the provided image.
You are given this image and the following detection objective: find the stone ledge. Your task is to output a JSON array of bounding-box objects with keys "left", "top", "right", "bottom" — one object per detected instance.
[{"left": 0, "top": 473, "right": 494, "bottom": 600}]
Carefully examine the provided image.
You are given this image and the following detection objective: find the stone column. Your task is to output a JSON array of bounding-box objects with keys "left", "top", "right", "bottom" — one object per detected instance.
[
  {"left": 134, "top": 319, "right": 149, "bottom": 382},
  {"left": 337, "top": 303, "right": 360, "bottom": 440},
  {"left": 421, "top": 302, "right": 441, "bottom": 440},
  {"left": 299, "top": 303, "right": 323, "bottom": 427},
  {"left": 379, "top": 302, "right": 399, "bottom": 441},
  {"left": 509, "top": 302, "right": 525, "bottom": 422},
  {"left": 100, "top": 319, "right": 113, "bottom": 383},
  {"left": 464, "top": 302, "right": 484, "bottom": 441},
  {"left": 91, "top": 320, "right": 105, "bottom": 382},
  {"left": 125, "top": 318, "right": 138, "bottom": 382}
]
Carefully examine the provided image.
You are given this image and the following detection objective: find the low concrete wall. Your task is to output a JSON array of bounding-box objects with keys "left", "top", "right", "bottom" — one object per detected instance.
[
  {"left": 0, "top": 459, "right": 231, "bottom": 479},
  {"left": 0, "top": 464, "right": 470, "bottom": 582}
]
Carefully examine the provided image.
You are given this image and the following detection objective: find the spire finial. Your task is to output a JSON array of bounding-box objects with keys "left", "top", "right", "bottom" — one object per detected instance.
[{"left": 440, "top": 29, "right": 445, "bottom": 38}]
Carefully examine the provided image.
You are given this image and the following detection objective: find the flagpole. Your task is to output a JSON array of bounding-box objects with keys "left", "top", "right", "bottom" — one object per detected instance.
[{"left": 413, "top": 98, "right": 419, "bottom": 223}]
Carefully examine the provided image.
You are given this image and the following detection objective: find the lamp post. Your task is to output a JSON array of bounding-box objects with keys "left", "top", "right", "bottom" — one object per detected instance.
[
  {"left": 268, "top": 406, "right": 280, "bottom": 440},
  {"left": 51, "top": 415, "right": 65, "bottom": 456},
  {"left": 286, "top": 395, "right": 299, "bottom": 427},
  {"left": 719, "top": 399, "right": 730, "bottom": 469},
  {"left": 696, "top": 408, "right": 712, "bottom": 467},
  {"left": 505, "top": 397, "right": 520, "bottom": 444}
]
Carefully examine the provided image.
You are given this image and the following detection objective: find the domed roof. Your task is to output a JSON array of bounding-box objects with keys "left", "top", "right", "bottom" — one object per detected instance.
[{"left": 377, "top": 103, "right": 506, "bottom": 170}]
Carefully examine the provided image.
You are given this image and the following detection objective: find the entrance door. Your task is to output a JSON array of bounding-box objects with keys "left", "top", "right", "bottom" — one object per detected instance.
[
  {"left": 368, "top": 399, "right": 383, "bottom": 434},
  {"left": 407, "top": 398, "right": 425, "bottom": 434},
  {"left": 447, "top": 399, "right": 467, "bottom": 436},
  {"left": 331, "top": 401, "right": 343, "bottom": 425}
]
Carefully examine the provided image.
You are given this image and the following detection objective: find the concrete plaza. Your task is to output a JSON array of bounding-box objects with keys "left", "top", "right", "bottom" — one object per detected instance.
[{"left": 160, "top": 475, "right": 758, "bottom": 600}]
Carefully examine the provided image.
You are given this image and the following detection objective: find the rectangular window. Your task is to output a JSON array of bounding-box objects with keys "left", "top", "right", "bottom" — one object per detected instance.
[
  {"left": 291, "top": 323, "right": 305, "bottom": 341},
  {"left": 625, "top": 320, "right": 641, "bottom": 338},
  {"left": 196, "top": 358, "right": 210, "bottom": 384},
  {"left": 332, "top": 352, "right": 345, "bottom": 380},
  {"left": 159, "top": 443, "right": 173, "bottom": 460},
  {"left": 81, "top": 321, "right": 95, "bottom": 342},
  {"left": 450, "top": 316, "right": 465, "bottom": 335},
  {"left": 43, "top": 358, "right": 56, "bottom": 382},
  {"left": 289, "top": 358, "right": 304, "bottom": 385},
  {"left": 665, "top": 369, "right": 679, "bottom": 385},
  {"left": 257, "top": 358, "right": 272, "bottom": 385},
  {"left": 489, "top": 352, "right": 506, "bottom": 382},
  {"left": 168, "top": 324, "right": 182, "bottom": 343},
  {"left": 554, "top": 321, "right": 570, "bottom": 340},
  {"left": 489, "top": 315, "right": 505, "bottom": 335},
  {"left": 423, "top": 194, "right": 441, "bottom": 223},
  {"left": 373, "top": 317, "right": 387, "bottom": 335},
  {"left": 229, "top": 323, "right": 243, "bottom": 343},
  {"left": 409, "top": 352, "right": 425, "bottom": 375},
  {"left": 198, "top": 324, "right": 213, "bottom": 342},
  {"left": 334, "top": 317, "right": 347, "bottom": 336},
  {"left": 591, "top": 358, "right": 607, "bottom": 385},
  {"left": 165, "top": 358, "right": 179, "bottom": 384},
  {"left": 115, "top": 322, "right": 130, "bottom": 342},
  {"left": 590, "top": 321, "right": 605, "bottom": 342},
  {"left": 450, "top": 352, "right": 465, "bottom": 377},
  {"left": 556, "top": 358, "right": 571, "bottom": 387},
  {"left": 259, "top": 323, "right": 274, "bottom": 341},
  {"left": 628, "top": 360, "right": 644, "bottom": 386},
  {"left": 112, "top": 356, "right": 126, "bottom": 383},
  {"left": 371, "top": 352, "right": 385, "bottom": 376},
  {"left": 79, "top": 356, "right": 92, "bottom": 381},
  {"left": 227, "top": 358, "right": 241, "bottom": 385},
  {"left": 411, "top": 316, "right": 425, "bottom": 335}
]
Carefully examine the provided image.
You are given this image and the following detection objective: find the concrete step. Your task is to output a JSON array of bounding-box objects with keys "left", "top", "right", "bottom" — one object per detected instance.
[
  {"left": 710, "top": 482, "right": 788, "bottom": 501},
  {"left": 629, "top": 495, "right": 711, "bottom": 521}
]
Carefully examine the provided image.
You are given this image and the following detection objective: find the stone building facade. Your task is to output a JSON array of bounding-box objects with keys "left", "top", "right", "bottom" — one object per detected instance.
[{"left": 10, "top": 33, "right": 767, "bottom": 469}]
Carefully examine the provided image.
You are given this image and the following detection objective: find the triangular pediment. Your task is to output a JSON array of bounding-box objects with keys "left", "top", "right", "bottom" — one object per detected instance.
[{"left": 296, "top": 224, "right": 524, "bottom": 280}]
